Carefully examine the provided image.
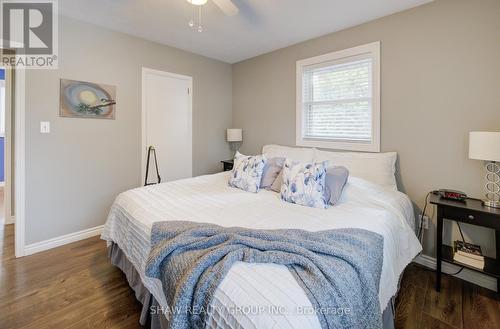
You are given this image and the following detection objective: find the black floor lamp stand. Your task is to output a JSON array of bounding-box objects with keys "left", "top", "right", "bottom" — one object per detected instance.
[{"left": 144, "top": 146, "right": 161, "bottom": 186}]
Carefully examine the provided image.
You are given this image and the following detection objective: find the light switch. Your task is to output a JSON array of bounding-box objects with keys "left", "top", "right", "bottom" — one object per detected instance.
[{"left": 40, "top": 121, "right": 50, "bottom": 133}]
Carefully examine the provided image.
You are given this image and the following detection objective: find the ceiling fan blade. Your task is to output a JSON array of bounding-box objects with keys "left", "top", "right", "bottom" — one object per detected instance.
[{"left": 212, "top": 0, "right": 239, "bottom": 16}]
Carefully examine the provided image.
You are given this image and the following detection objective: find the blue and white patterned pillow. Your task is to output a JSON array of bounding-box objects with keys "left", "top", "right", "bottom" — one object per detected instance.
[
  {"left": 228, "top": 152, "right": 267, "bottom": 193},
  {"left": 280, "top": 159, "right": 329, "bottom": 209}
]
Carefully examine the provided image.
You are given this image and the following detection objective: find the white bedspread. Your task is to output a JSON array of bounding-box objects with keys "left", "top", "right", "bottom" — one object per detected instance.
[{"left": 102, "top": 172, "right": 422, "bottom": 329}]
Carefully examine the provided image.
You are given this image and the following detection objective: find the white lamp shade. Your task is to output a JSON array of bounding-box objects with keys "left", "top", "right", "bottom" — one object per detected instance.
[
  {"left": 227, "top": 129, "right": 243, "bottom": 142},
  {"left": 469, "top": 131, "right": 500, "bottom": 162}
]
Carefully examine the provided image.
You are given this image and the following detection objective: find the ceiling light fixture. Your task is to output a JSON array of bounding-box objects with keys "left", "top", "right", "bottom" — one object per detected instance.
[
  {"left": 186, "top": 0, "right": 206, "bottom": 32},
  {"left": 186, "top": 0, "right": 208, "bottom": 5},
  {"left": 186, "top": 0, "right": 239, "bottom": 32}
]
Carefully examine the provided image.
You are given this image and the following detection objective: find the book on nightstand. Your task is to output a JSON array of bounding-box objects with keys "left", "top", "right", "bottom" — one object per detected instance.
[{"left": 453, "top": 240, "right": 485, "bottom": 269}]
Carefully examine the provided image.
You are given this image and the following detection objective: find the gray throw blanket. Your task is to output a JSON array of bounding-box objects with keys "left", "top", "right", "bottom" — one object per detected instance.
[{"left": 145, "top": 221, "right": 384, "bottom": 329}]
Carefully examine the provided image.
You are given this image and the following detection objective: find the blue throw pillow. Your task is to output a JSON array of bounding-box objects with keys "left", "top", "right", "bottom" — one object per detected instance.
[
  {"left": 324, "top": 166, "right": 349, "bottom": 205},
  {"left": 260, "top": 157, "right": 285, "bottom": 189}
]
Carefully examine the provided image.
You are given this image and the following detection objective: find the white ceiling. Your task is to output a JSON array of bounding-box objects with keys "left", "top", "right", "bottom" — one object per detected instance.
[{"left": 59, "top": 0, "right": 432, "bottom": 63}]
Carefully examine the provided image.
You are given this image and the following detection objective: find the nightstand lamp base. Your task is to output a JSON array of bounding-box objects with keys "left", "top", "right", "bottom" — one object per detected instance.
[
  {"left": 468, "top": 132, "right": 500, "bottom": 210},
  {"left": 483, "top": 200, "right": 500, "bottom": 209},
  {"left": 483, "top": 161, "right": 500, "bottom": 209}
]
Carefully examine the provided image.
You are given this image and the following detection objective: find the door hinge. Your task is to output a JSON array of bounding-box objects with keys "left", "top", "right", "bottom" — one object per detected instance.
[{"left": 187, "top": 88, "right": 190, "bottom": 95}]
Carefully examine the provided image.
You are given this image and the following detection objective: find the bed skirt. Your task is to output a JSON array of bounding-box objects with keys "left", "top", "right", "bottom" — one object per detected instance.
[
  {"left": 107, "top": 242, "right": 395, "bottom": 329},
  {"left": 108, "top": 242, "right": 169, "bottom": 328}
]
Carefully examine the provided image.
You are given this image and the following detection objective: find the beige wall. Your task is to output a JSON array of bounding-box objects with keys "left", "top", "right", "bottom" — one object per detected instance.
[
  {"left": 25, "top": 16, "right": 232, "bottom": 244},
  {"left": 233, "top": 0, "right": 500, "bottom": 256},
  {"left": 23, "top": 0, "right": 500, "bottom": 254}
]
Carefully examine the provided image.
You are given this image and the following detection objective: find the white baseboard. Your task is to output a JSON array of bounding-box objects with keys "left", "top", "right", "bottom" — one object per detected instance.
[
  {"left": 4, "top": 216, "right": 15, "bottom": 225},
  {"left": 414, "top": 254, "right": 497, "bottom": 292},
  {"left": 24, "top": 225, "right": 104, "bottom": 256}
]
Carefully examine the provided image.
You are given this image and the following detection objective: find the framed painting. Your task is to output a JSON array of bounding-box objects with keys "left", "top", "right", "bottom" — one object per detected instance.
[{"left": 60, "top": 79, "right": 116, "bottom": 119}]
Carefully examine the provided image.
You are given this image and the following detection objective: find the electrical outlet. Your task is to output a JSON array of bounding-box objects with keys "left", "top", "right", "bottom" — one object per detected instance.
[{"left": 419, "top": 215, "right": 429, "bottom": 230}]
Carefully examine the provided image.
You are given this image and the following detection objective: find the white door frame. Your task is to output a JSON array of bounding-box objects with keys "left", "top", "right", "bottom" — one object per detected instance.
[
  {"left": 141, "top": 67, "right": 193, "bottom": 185},
  {"left": 1, "top": 44, "right": 27, "bottom": 258},
  {"left": 1, "top": 66, "right": 13, "bottom": 225},
  {"left": 2, "top": 74, "right": 8, "bottom": 218},
  {"left": 10, "top": 65, "right": 26, "bottom": 258},
  {"left": 0, "top": 63, "right": 26, "bottom": 257}
]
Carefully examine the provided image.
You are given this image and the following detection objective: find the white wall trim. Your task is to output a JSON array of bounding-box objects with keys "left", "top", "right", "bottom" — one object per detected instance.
[
  {"left": 4, "top": 216, "right": 15, "bottom": 225},
  {"left": 4, "top": 64, "right": 13, "bottom": 224},
  {"left": 14, "top": 67, "right": 26, "bottom": 258},
  {"left": 24, "top": 225, "right": 104, "bottom": 256},
  {"left": 414, "top": 254, "right": 497, "bottom": 292}
]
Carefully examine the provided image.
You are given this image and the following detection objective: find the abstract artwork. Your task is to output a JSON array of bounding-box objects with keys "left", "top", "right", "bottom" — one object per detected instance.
[{"left": 60, "top": 79, "right": 116, "bottom": 119}]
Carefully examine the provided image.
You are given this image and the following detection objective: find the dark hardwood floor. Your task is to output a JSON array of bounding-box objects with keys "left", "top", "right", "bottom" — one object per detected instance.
[
  {"left": 395, "top": 260, "right": 500, "bottom": 329},
  {"left": 0, "top": 224, "right": 144, "bottom": 329},
  {"left": 1, "top": 223, "right": 499, "bottom": 329}
]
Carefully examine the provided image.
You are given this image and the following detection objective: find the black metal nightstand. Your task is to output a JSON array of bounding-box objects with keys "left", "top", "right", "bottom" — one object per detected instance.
[
  {"left": 221, "top": 160, "right": 234, "bottom": 172},
  {"left": 430, "top": 194, "right": 500, "bottom": 293}
]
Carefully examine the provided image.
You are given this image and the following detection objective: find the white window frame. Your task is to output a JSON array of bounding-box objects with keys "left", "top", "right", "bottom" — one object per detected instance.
[{"left": 296, "top": 41, "right": 380, "bottom": 152}]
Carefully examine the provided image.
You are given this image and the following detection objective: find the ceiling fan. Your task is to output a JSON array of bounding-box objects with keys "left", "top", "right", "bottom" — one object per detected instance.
[
  {"left": 187, "top": 0, "right": 239, "bottom": 16},
  {"left": 186, "top": 0, "right": 239, "bottom": 32}
]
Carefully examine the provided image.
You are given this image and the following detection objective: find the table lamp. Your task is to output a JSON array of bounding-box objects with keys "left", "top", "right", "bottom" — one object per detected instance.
[
  {"left": 227, "top": 128, "right": 242, "bottom": 157},
  {"left": 469, "top": 131, "right": 500, "bottom": 208}
]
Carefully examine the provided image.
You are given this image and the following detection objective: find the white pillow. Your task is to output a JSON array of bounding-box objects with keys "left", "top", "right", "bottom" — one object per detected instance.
[
  {"left": 262, "top": 144, "right": 314, "bottom": 163},
  {"left": 314, "top": 149, "right": 397, "bottom": 189}
]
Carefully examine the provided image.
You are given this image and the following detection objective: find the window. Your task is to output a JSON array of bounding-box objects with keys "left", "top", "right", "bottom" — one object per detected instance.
[{"left": 296, "top": 42, "right": 380, "bottom": 152}]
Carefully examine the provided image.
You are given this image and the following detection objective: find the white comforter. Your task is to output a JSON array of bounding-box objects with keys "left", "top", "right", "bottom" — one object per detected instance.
[{"left": 102, "top": 172, "right": 422, "bottom": 329}]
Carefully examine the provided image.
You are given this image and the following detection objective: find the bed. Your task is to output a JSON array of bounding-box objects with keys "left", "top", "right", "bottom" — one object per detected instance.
[{"left": 101, "top": 145, "right": 422, "bottom": 329}]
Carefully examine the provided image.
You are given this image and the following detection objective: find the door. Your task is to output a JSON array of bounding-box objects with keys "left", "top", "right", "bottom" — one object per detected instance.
[{"left": 142, "top": 68, "right": 192, "bottom": 184}]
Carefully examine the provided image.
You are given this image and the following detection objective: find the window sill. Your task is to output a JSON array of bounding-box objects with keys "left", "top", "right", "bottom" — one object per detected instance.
[{"left": 296, "top": 138, "right": 380, "bottom": 153}]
